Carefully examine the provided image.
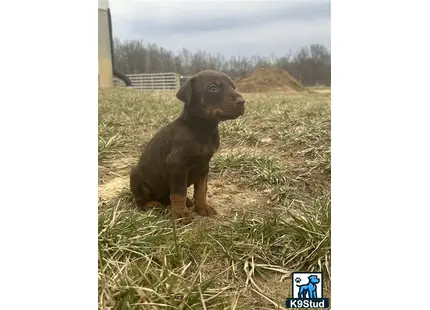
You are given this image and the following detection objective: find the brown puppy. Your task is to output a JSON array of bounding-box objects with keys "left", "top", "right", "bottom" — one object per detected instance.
[{"left": 130, "top": 70, "right": 246, "bottom": 224}]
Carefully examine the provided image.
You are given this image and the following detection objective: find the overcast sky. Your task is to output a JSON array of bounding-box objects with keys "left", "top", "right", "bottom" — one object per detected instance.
[{"left": 109, "top": 0, "right": 331, "bottom": 58}]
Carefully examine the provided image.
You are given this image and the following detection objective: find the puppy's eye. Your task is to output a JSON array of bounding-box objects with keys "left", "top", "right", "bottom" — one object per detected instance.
[{"left": 208, "top": 84, "right": 219, "bottom": 92}]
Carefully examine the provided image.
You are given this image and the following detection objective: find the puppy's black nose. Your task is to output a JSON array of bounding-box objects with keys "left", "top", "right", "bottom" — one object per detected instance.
[{"left": 235, "top": 97, "right": 245, "bottom": 106}]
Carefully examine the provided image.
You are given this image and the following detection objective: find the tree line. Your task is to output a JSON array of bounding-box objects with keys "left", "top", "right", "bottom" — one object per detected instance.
[{"left": 113, "top": 38, "right": 331, "bottom": 86}]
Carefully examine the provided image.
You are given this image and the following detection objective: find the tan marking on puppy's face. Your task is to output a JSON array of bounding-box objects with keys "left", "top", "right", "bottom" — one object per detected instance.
[
  {"left": 217, "top": 88, "right": 246, "bottom": 121},
  {"left": 186, "top": 70, "right": 246, "bottom": 121}
]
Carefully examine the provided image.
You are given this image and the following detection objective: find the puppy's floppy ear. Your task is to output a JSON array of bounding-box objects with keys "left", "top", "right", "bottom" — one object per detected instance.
[{"left": 176, "top": 76, "right": 195, "bottom": 105}]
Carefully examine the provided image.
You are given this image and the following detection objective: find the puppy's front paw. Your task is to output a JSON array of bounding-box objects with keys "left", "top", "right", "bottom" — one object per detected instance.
[
  {"left": 195, "top": 204, "right": 217, "bottom": 216},
  {"left": 171, "top": 206, "right": 192, "bottom": 224}
]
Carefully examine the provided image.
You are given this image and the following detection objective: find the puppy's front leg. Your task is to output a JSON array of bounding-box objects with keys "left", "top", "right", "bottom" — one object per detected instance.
[
  {"left": 169, "top": 173, "right": 192, "bottom": 224},
  {"left": 194, "top": 167, "right": 217, "bottom": 216},
  {"left": 166, "top": 150, "right": 192, "bottom": 224}
]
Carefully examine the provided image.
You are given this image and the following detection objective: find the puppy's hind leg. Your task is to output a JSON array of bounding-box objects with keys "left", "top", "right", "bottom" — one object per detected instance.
[
  {"left": 130, "top": 166, "right": 162, "bottom": 210},
  {"left": 130, "top": 166, "right": 143, "bottom": 200}
]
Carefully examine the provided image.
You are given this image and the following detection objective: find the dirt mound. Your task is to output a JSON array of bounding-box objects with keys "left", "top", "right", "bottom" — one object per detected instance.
[{"left": 235, "top": 67, "right": 306, "bottom": 93}]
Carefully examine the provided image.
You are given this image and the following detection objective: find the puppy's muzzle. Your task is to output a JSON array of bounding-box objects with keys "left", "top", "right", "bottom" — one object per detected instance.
[
  {"left": 235, "top": 97, "right": 246, "bottom": 114},
  {"left": 235, "top": 97, "right": 245, "bottom": 106}
]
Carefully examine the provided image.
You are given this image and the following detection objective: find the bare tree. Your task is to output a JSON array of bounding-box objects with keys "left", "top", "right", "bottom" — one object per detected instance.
[{"left": 112, "top": 38, "right": 331, "bottom": 86}]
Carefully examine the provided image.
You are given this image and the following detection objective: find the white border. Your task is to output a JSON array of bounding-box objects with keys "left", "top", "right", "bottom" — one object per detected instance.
[
  {"left": 0, "top": 0, "right": 97, "bottom": 309},
  {"left": 332, "top": 0, "right": 430, "bottom": 309},
  {"left": 1, "top": 1, "right": 429, "bottom": 309}
]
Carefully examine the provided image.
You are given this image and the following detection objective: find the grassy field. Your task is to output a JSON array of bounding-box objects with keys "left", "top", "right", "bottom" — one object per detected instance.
[{"left": 98, "top": 88, "right": 331, "bottom": 309}]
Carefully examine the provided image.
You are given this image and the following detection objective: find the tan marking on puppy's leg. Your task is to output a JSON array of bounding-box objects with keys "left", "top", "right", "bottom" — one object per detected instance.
[
  {"left": 170, "top": 193, "right": 192, "bottom": 224},
  {"left": 194, "top": 175, "right": 217, "bottom": 216}
]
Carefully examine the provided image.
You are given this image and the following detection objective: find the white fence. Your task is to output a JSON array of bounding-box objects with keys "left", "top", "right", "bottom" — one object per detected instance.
[{"left": 113, "top": 72, "right": 180, "bottom": 91}]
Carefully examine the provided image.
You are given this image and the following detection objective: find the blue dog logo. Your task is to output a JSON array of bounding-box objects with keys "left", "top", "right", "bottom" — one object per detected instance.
[
  {"left": 286, "top": 272, "right": 329, "bottom": 308},
  {"left": 296, "top": 275, "right": 320, "bottom": 299}
]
